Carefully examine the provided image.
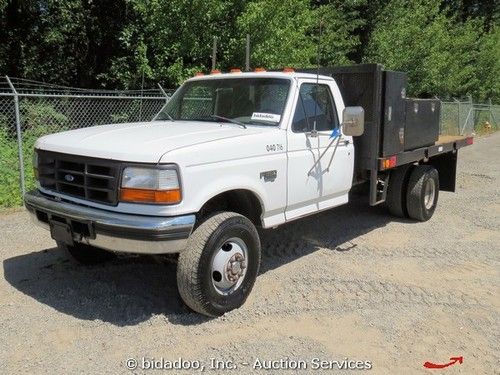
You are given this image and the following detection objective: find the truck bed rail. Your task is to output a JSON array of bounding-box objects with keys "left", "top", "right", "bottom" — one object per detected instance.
[{"left": 379, "top": 135, "right": 473, "bottom": 171}]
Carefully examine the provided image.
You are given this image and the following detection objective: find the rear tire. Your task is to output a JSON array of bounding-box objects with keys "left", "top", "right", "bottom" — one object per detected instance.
[
  {"left": 386, "top": 164, "right": 412, "bottom": 218},
  {"left": 177, "top": 212, "right": 261, "bottom": 317},
  {"left": 406, "top": 165, "right": 439, "bottom": 222},
  {"left": 58, "top": 241, "right": 116, "bottom": 265}
]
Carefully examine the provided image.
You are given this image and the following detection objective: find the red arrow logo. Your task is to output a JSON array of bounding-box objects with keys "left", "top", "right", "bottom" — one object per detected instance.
[{"left": 423, "top": 356, "right": 463, "bottom": 369}]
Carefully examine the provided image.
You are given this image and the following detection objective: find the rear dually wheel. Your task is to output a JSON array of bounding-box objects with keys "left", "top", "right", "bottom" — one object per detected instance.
[{"left": 406, "top": 165, "right": 439, "bottom": 222}]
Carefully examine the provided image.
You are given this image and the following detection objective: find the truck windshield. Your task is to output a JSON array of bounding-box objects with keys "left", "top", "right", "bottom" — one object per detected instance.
[{"left": 155, "top": 77, "right": 291, "bottom": 126}]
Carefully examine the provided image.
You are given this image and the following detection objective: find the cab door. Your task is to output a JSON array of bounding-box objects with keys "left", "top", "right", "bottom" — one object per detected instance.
[
  {"left": 314, "top": 81, "right": 354, "bottom": 210},
  {"left": 285, "top": 79, "right": 354, "bottom": 221}
]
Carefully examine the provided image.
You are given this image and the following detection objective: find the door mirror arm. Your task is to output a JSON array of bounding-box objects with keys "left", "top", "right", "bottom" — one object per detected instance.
[{"left": 306, "top": 129, "right": 319, "bottom": 138}]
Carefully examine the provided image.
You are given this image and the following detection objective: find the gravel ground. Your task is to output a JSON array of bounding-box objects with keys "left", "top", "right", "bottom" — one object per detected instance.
[{"left": 1, "top": 133, "right": 499, "bottom": 374}]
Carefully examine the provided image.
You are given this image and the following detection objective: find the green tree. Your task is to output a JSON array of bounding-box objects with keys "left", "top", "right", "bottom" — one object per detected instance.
[
  {"left": 0, "top": 0, "right": 131, "bottom": 88},
  {"left": 236, "top": 0, "right": 316, "bottom": 68},
  {"left": 105, "top": 0, "right": 246, "bottom": 87},
  {"left": 475, "top": 27, "right": 500, "bottom": 102},
  {"left": 365, "top": 0, "right": 481, "bottom": 98},
  {"left": 110, "top": 0, "right": 366, "bottom": 83},
  {"left": 314, "top": 0, "right": 367, "bottom": 67},
  {"left": 0, "top": 0, "right": 497, "bottom": 101},
  {"left": 441, "top": 0, "right": 499, "bottom": 31}
]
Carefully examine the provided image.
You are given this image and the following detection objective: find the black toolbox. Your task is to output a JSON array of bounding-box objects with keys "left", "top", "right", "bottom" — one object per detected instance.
[
  {"left": 381, "top": 71, "right": 407, "bottom": 156},
  {"left": 403, "top": 98, "right": 440, "bottom": 150}
]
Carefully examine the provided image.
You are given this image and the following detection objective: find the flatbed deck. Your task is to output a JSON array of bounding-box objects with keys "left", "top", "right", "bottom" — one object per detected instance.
[
  {"left": 436, "top": 135, "right": 468, "bottom": 144},
  {"left": 379, "top": 134, "right": 473, "bottom": 170}
]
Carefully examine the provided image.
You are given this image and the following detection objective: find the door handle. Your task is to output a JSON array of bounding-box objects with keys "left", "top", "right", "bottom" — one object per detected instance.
[{"left": 342, "top": 139, "right": 350, "bottom": 146}]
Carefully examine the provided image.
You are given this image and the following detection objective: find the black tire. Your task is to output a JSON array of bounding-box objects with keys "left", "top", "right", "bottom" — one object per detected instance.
[
  {"left": 406, "top": 165, "right": 439, "bottom": 222},
  {"left": 386, "top": 164, "right": 412, "bottom": 218},
  {"left": 58, "top": 241, "right": 116, "bottom": 265},
  {"left": 177, "top": 212, "right": 261, "bottom": 317}
]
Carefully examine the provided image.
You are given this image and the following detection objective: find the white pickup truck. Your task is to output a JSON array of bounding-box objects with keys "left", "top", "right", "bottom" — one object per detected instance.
[{"left": 25, "top": 65, "right": 473, "bottom": 316}]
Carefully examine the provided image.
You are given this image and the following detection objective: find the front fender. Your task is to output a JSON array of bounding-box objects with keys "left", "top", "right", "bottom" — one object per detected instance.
[{"left": 175, "top": 155, "right": 287, "bottom": 227}]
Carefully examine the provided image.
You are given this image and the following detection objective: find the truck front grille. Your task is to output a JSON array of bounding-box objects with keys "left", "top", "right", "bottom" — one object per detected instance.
[{"left": 37, "top": 150, "right": 120, "bottom": 205}]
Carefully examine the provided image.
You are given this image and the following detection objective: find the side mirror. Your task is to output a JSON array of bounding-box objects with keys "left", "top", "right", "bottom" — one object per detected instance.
[{"left": 342, "top": 106, "right": 364, "bottom": 136}]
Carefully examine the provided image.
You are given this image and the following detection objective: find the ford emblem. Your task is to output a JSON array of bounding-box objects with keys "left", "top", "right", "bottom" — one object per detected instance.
[{"left": 64, "top": 174, "right": 75, "bottom": 182}]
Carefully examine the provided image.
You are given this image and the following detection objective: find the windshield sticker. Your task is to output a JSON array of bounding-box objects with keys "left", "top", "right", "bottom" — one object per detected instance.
[{"left": 251, "top": 112, "right": 281, "bottom": 123}]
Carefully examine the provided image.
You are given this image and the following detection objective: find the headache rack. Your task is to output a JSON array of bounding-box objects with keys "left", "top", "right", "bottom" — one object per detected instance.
[{"left": 36, "top": 150, "right": 121, "bottom": 205}]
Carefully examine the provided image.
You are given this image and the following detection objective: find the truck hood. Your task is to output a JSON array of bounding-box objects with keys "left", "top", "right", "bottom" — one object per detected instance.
[{"left": 35, "top": 121, "right": 266, "bottom": 163}]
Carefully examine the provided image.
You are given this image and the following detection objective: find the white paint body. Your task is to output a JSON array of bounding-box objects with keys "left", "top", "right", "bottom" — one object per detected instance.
[{"left": 35, "top": 72, "right": 355, "bottom": 228}]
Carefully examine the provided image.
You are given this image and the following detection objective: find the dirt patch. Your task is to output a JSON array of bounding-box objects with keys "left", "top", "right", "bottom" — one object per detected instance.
[{"left": 1, "top": 133, "right": 499, "bottom": 374}]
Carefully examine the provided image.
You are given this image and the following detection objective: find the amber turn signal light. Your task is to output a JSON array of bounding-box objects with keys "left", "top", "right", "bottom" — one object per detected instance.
[{"left": 120, "top": 188, "right": 181, "bottom": 204}]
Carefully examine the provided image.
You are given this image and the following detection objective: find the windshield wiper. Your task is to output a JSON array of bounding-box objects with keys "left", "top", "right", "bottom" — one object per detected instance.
[{"left": 210, "top": 115, "right": 247, "bottom": 129}]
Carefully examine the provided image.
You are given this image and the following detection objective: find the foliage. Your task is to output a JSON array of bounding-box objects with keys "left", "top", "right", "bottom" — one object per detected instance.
[
  {"left": 100, "top": 0, "right": 247, "bottom": 87},
  {"left": 0, "top": 0, "right": 498, "bottom": 97},
  {"left": 236, "top": 0, "right": 316, "bottom": 68},
  {"left": 364, "top": 0, "right": 483, "bottom": 99},
  {"left": 0, "top": 128, "right": 22, "bottom": 207},
  {"left": 441, "top": 0, "right": 499, "bottom": 31},
  {"left": 0, "top": 126, "right": 41, "bottom": 208},
  {"left": 475, "top": 27, "right": 500, "bottom": 102},
  {"left": 315, "top": 0, "right": 367, "bottom": 67},
  {"left": 20, "top": 101, "right": 69, "bottom": 132},
  {"left": 0, "top": 102, "right": 68, "bottom": 207},
  {"left": 0, "top": 0, "right": 131, "bottom": 88}
]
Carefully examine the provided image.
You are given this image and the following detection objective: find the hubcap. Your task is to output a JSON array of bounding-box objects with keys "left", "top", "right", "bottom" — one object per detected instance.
[
  {"left": 211, "top": 238, "right": 248, "bottom": 295},
  {"left": 424, "top": 178, "right": 436, "bottom": 210}
]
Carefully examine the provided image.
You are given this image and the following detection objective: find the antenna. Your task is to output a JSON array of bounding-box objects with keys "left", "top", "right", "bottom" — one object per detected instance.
[{"left": 311, "top": 18, "right": 323, "bottom": 137}]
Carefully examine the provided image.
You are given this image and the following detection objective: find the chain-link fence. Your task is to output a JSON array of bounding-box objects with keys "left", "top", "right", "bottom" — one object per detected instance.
[
  {"left": 0, "top": 77, "right": 173, "bottom": 208},
  {"left": 440, "top": 97, "right": 499, "bottom": 136},
  {"left": 0, "top": 76, "right": 498, "bottom": 208}
]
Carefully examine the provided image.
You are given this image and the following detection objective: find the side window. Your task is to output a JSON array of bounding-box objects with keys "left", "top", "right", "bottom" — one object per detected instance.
[{"left": 292, "top": 83, "right": 339, "bottom": 132}]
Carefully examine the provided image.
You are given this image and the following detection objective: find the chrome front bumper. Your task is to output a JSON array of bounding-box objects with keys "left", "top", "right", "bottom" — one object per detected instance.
[{"left": 24, "top": 190, "right": 196, "bottom": 254}]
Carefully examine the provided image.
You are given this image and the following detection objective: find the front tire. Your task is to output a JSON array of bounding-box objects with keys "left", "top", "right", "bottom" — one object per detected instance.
[
  {"left": 177, "top": 212, "right": 261, "bottom": 317},
  {"left": 58, "top": 241, "right": 116, "bottom": 265},
  {"left": 406, "top": 165, "right": 439, "bottom": 221}
]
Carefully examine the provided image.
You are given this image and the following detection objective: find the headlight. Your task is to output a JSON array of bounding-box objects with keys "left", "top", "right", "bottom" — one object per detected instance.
[{"left": 119, "top": 166, "right": 181, "bottom": 204}]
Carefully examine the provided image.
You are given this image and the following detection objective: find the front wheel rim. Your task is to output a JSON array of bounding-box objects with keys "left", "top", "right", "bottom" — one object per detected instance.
[
  {"left": 424, "top": 178, "right": 436, "bottom": 210},
  {"left": 211, "top": 237, "right": 248, "bottom": 296}
]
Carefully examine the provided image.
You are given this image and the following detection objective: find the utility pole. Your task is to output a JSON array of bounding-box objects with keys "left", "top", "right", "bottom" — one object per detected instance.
[
  {"left": 245, "top": 34, "right": 250, "bottom": 71},
  {"left": 212, "top": 37, "right": 217, "bottom": 70}
]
